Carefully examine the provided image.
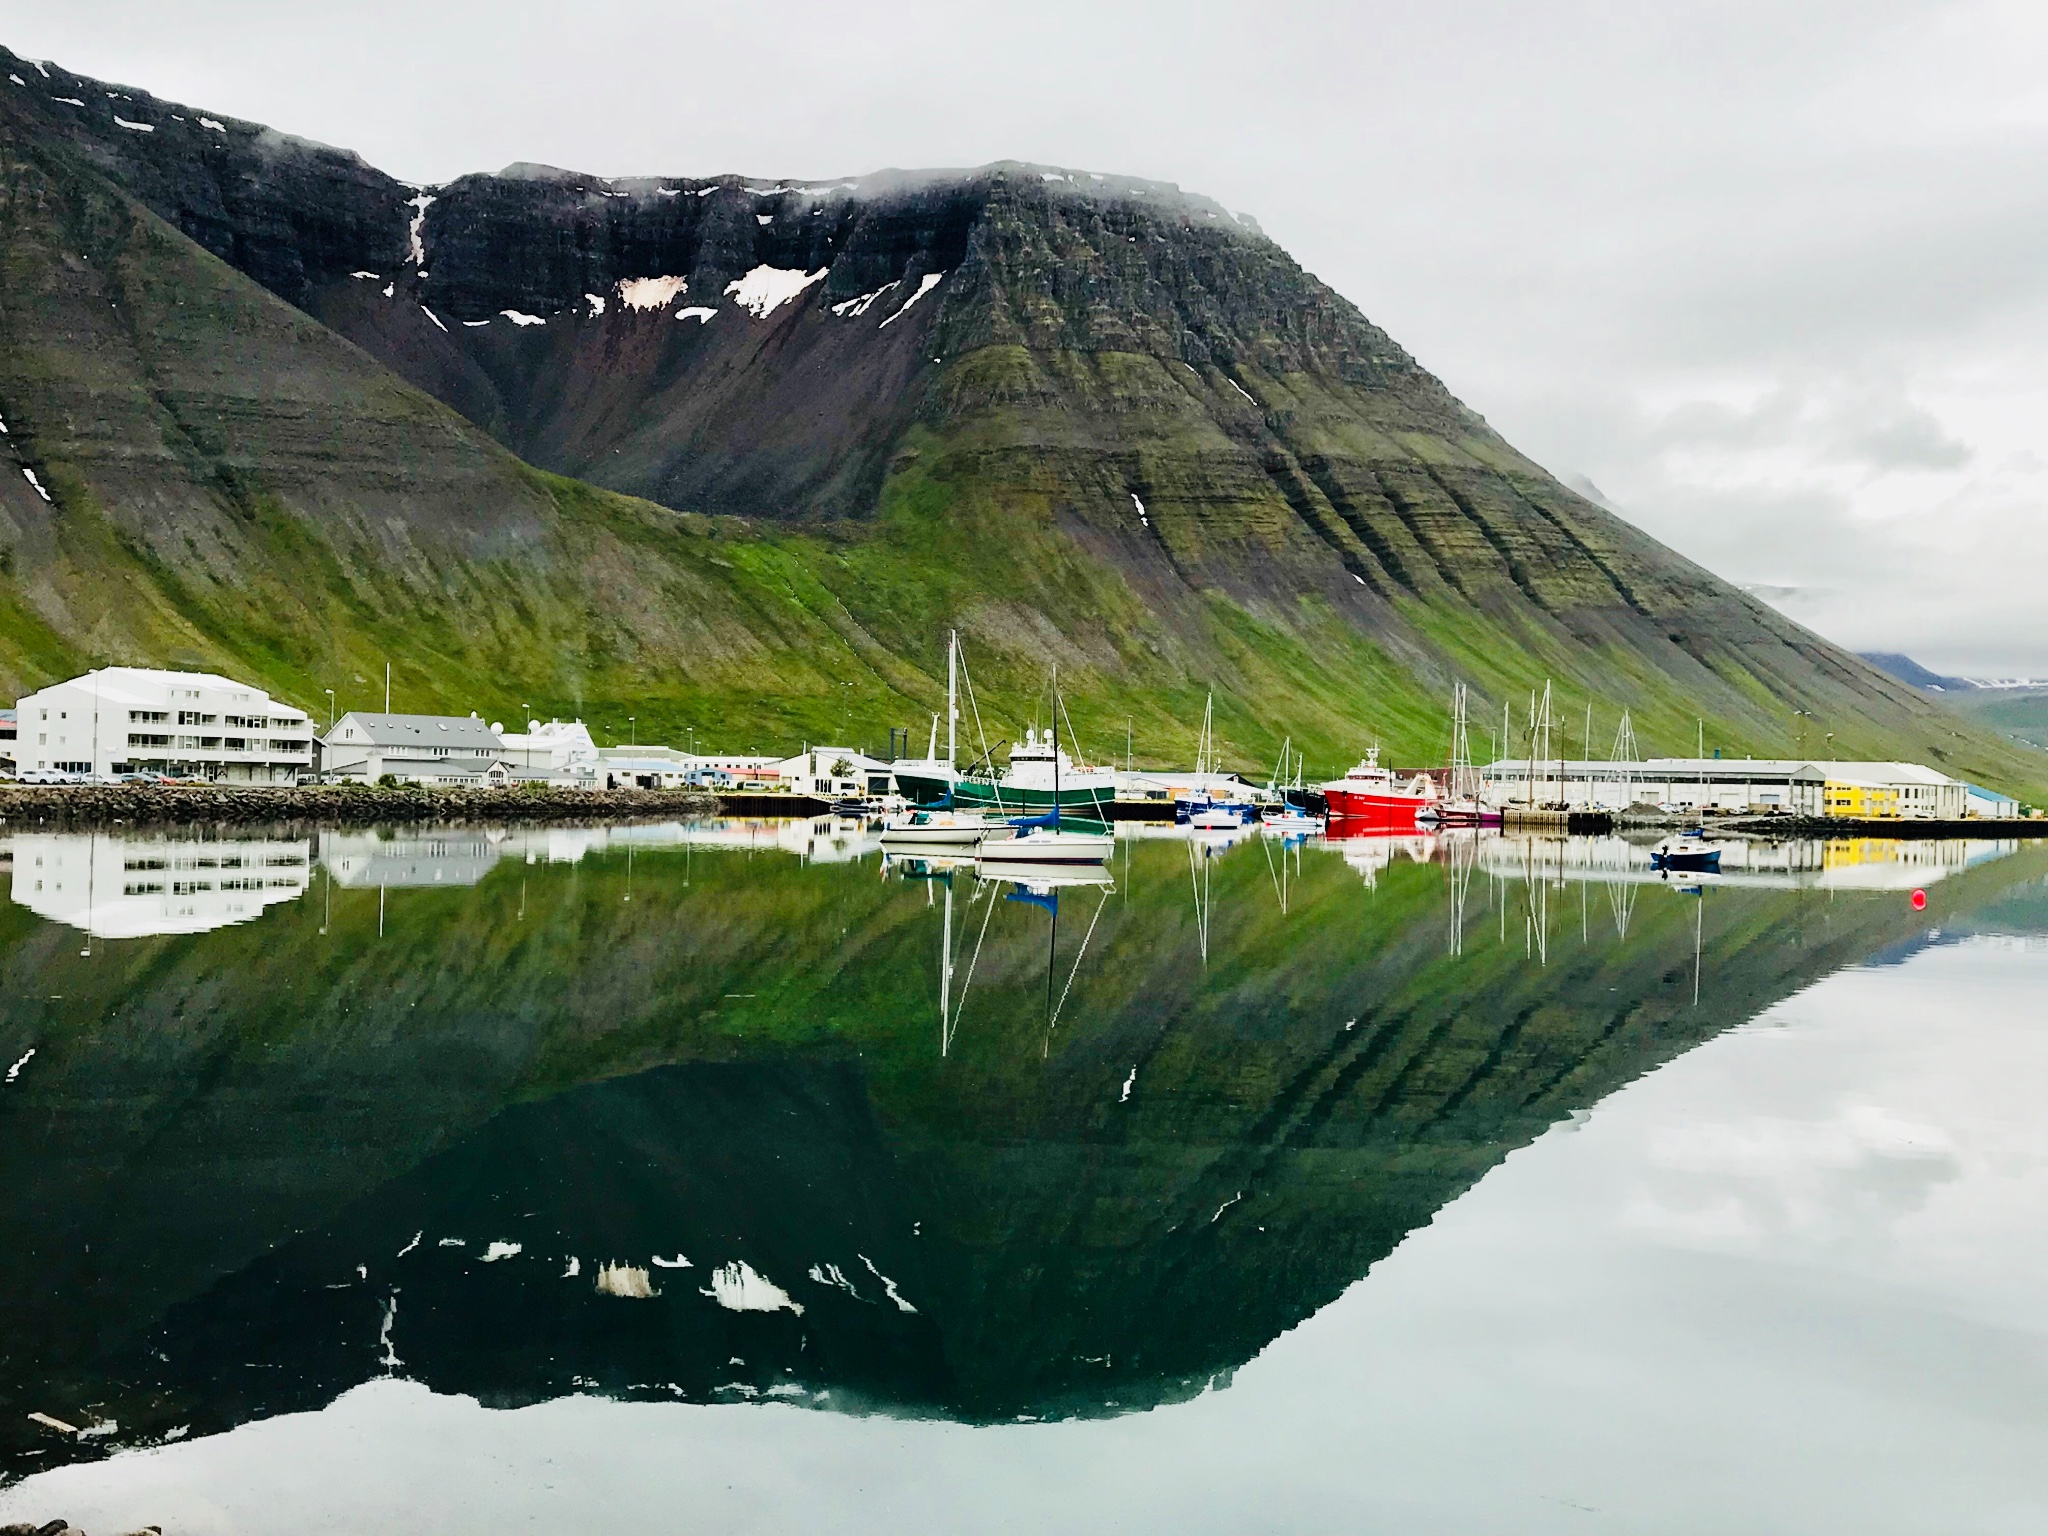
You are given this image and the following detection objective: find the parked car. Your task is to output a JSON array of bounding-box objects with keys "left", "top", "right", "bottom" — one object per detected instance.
[{"left": 19, "top": 768, "right": 85, "bottom": 785}]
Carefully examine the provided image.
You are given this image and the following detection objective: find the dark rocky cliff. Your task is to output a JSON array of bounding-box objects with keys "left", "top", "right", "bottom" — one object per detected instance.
[{"left": 0, "top": 41, "right": 2033, "bottom": 790}]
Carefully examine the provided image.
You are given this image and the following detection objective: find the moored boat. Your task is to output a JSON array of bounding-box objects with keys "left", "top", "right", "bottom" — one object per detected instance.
[
  {"left": 879, "top": 809, "right": 1012, "bottom": 850},
  {"left": 973, "top": 668, "right": 1111, "bottom": 867},
  {"left": 952, "top": 728, "right": 1117, "bottom": 814},
  {"left": 1321, "top": 747, "right": 1441, "bottom": 828},
  {"left": 1651, "top": 830, "right": 1723, "bottom": 875}
]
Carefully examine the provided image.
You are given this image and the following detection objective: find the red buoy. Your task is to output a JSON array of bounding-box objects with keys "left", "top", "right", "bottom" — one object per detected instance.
[{"left": 1911, "top": 889, "right": 1928, "bottom": 911}]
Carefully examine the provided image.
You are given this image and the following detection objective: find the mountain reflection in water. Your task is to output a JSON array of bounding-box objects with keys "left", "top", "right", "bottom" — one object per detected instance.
[{"left": 0, "top": 820, "right": 2038, "bottom": 1482}]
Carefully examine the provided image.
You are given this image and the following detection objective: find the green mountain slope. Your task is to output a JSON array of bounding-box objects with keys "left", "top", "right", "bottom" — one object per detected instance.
[{"left": 1, "top": 44, "right": 2038, "bottom": 793}]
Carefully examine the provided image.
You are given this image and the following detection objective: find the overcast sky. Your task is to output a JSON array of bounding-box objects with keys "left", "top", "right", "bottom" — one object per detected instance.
[{"left": 6, "top": 0, "right": 2045, "bottom": 674}]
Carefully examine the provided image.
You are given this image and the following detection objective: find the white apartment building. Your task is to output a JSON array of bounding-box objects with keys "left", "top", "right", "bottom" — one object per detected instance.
[
  {"left": 319, "top": 712, "right": 513, "bottom": 786},
  {"left": 14, "top": 668, "right": 313, "bottom": 783}
]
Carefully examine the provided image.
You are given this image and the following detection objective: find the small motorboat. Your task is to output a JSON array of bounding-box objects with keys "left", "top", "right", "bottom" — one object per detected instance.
[
  {"left": 1651, "top": 830, "right": 1722, "bottom": 875},
  {"left": 1188, "top": 803, "right": 1252, "bottom": 830}
]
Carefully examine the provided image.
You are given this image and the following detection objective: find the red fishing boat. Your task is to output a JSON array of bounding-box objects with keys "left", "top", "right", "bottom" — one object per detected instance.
[{"left": 1321, "top": 747, "right": 1441, "bottom": 828}]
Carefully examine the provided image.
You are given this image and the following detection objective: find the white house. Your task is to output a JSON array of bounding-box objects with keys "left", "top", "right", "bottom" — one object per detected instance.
[
  {"left": 318, "top": 712, "right": 511, "bottom": 786},
  {"left": 497, "top": 718, "right": 601, "bottom": 788},
  {"left": 13, "top": 668, "right": 313, "bottom": 783},
  {"left": 773, "top": 746, "right": 897, "bottom": 797}
]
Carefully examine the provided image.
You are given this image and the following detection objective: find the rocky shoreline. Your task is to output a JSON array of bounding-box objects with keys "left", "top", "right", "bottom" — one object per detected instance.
[{"left": 0, "top": 783, "right": 719, "bottom": 831}]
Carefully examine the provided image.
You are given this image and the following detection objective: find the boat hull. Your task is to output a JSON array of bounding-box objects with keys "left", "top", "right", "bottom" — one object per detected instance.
[
  {"left": 1325, "top": 788, "right": 1436, "bottom": 827},
  {"left": 979, "top": 831, "right": 1113, "bottom": 866},
  {"left": 1652, "top": 849, "right": 1722, "bottom": 873},
  {"left": 880, "top": 821, "right": 999, "bottom": 849},
  {"left": 951, "top": 778, "right": 1115, "bottom": 814},
  {"left": 892, "top": 766, "right": 956, "bottom": 807}
]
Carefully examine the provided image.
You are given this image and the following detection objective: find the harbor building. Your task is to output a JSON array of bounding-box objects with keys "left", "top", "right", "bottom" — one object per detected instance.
[
  {"left": 1481, "top": 758, "right": 1827, "bottom": 815},
  {"left": 1965, "top": 783, "right": 2022, "bottom": 819},
  {"left": 318, "top": 712, "right": 512, "bottom": 786},
  {"left": 1819, "top": 763, "right": 1968, "bottom": 820},
  {"left": 13, "top": 668, "right": 313, "bottom": 783},
  {"left": 1481, "top": 756, "right": 1984, "bottom": 819}
]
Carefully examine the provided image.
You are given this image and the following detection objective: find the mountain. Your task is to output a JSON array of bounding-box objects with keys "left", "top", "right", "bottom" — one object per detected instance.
[
  {"left": 1, "top": 44, "right": 2040, "bottom": 791},
  {"left": 1858, "top": 652, "right": 1979, "bottom": 692}
]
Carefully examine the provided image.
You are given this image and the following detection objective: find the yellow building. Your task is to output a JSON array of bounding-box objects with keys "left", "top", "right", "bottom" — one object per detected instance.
[{"left": 1824, "top": 778, "right": 1901, "bottom": 818}]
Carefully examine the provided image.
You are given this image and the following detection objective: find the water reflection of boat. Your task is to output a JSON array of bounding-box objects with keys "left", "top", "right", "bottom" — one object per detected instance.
[
  {"left": 1325, "top": 828, "right": 1441, "bottom": 887},
  {"left": 974, "top": 858, "right": 1117, "bottom": 885}
]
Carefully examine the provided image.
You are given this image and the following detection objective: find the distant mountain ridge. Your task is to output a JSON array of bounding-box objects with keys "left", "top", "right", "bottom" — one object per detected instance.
[
  {"left": 2, "top": 41, "right": 2042, "bottom": 794},
  {"left": 1858, "top": 653, "right": 1981, "bottom": 692}
]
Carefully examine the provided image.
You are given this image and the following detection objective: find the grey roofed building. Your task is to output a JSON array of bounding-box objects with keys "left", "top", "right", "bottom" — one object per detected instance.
[{"left": 318, "top": 711, "right": 511, "bottom": 785}]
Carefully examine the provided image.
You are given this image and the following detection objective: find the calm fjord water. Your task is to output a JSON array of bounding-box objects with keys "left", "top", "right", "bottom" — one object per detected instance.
[{"left": 2, "top": 822, "right": 2044, "bottom": 1533}]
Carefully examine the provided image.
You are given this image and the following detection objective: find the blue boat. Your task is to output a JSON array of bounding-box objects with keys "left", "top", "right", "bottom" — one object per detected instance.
[{"left": 1652, "top": 831, "right": 1722, "bottom": 875}]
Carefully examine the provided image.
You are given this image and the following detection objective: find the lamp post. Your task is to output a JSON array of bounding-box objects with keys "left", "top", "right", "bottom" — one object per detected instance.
[
  {"left": 324, "top": 689, "right": 335, "bottom": 730},
  {"left": 629, "top": 716, "right": 636, "bottom": 748}
]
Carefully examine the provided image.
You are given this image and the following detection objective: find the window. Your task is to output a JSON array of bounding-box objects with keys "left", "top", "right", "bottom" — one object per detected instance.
[{"left": 130, "top": 710, "right": 169, "bottom": 723}]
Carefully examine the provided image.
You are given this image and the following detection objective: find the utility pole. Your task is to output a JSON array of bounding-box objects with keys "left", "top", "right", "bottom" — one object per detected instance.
[{"left": 384, "top": 662, "right": 391, "bottom": 714}]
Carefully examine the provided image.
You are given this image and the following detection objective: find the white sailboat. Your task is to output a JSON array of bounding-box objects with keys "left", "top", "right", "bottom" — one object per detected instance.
[
  {"left": 977, "top": 667, "right": 1112, "bottom": 867},
  {"left": 882, "top": 631, "right": 1014, "bottom": 851}
]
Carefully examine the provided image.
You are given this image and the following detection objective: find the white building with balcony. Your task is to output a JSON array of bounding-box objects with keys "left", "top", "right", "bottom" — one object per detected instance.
[{"left": 13, "top": 668, "right": 313, "bottom": 783}]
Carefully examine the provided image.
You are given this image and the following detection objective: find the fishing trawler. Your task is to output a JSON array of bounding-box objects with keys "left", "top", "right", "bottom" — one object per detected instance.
[
  {"left": 961, "top": 728, "right": 1118, "bottom": 815},
  {"left": 1321, "top": 747, "right": 1441, "bottom": 828}
]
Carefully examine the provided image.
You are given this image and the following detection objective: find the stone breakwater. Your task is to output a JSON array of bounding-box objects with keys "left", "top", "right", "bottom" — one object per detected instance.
[
  {"left": 0, "top": 783, "right": 718, "bottom": 830},
  {"left": 4, "top": 1524, "right": 157, "bottom": 1536}
]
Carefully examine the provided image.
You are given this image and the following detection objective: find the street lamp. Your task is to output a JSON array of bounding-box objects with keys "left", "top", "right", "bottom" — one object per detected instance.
[
  {"left": 324, "top": 688, "right": 335, "bottom": 730},
  {"left": 629, "top": 715, "right": 636, "bottom": 747}
]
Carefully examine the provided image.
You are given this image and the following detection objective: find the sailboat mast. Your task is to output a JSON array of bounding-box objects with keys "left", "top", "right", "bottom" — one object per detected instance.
[
  {"left": 947, "top": 629, "right": 958, "bottom": 773},
  {"left": 1051, "top": 664, "right": 1061, "bottom": 828}
]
